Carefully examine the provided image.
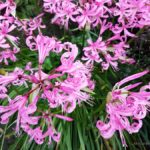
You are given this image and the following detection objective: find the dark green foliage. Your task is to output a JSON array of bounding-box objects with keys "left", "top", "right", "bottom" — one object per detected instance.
[
  {"left": 128, "top": 28, "right": 150, "bottom": 69},
  {"left": 15, "top": 0, "right": 42, "bottom": 18}
]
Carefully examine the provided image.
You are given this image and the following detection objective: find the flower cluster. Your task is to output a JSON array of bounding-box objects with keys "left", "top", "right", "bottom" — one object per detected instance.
[
  {"left": 43, "top": 0, "right": 150, "bottom": 70},
  {"left": 0, "top": 33, "right": 94, "bottom": 144},
  {"left": 43, "top": 0, "right": 112, "bottom": 29},
  {"left": 44, "top": 0, "right": 150, "bottom": 30},
  {"left": 18, "top": 13, "right": 46, "bottom": 36},
  {"left": 96, "top": 71, "right": 150, "bottom": 147},
  {"left": 0, "top": 0, "right": 20, "bottom": 65},
  {"left": 0, "top": 0, "right": 150, "bottom": 147}
]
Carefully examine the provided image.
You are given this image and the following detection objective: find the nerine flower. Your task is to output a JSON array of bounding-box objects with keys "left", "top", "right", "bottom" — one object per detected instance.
[
  {"left": 111, "top": 21, "right": 135, "bottom": 38},
  {"left": 42, "top": 0, "right": 150, "bottom": 70},
  {"left": 36, "top": 35, "right": 56, "bottom": 64},
  {"left": 18, "top": 14, "right": 46, "bottom": 35},
  {"left": 26, "top": 35, "right": 63, "bottom": 64},
  {"left": 82, "top": 37, "right": 106, "bottom": 65},
  {"left": 0, "top": 95, "right": 27, "bottom": 124},
  {"left": 0, "top": 1, "right": 20, "bottom": 65},
  {"left": 0, "top": 48, "right": 19, "bottom": 65},
  {"left": 51, "top": 1, "right": 78, "bottom": 29},
  {"left": 76, "top": 3, "right": 100, "bottom": 28},
  {"left": 0, "top": 0, "right": 16, "bottom": 16},
  {"left": 0, "top": 34, "right": 94, "bottom": 144},
  {"left": 43, "top": 0, "right": 60, "bottom": 13},
  {"left": 0, "top": 0, "right": 149, "bottom": 146},
  {"left": 82, "top": 37, "right": 119, "bottom": 70},
  {"left": 114, "top": 0, "right": 150, "bottom": 27},
  {"left": 96, "top": 71, "right": 150, "bottom": 147},
  {"left": 0, "top": 21, "right": 18, "bottom": 43}
]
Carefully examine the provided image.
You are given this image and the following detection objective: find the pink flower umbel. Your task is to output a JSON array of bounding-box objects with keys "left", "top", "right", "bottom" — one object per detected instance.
[
  {"left": 0, "top": 33, "right": 94, "bottom": 145},
  {"left": 96, "top": 71, "right": 150, "bottom": 147},
  {"left": 82, "top": 37, "right": 119, "bottom": 70},
  {"left": 82, "top": 37, "right": 106, "bottom": 64},
  {"left": 0, "top": 1, "right": 20, "bottom": 65}
]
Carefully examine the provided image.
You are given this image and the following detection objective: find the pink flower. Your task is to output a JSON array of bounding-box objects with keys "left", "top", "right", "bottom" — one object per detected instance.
[
  {"left": 140, "top": 82, "right": 150, "bottom": 92},
  {"left": 20, "top": 96, "right": 39, "bottom": 125},
  {"left": 0, "top": 48, "right": 19, "bottom": 65},
  {"left": 96, "top": 120, "right": 115, "bottom": 139},
  {"left": 28, "top": 14, "right": 46, "bottom": 34},
  {"left": 62, "top": 99, "right": 76, "bottom": 113},
  {"left": 99, "top": 19, "right": 112, "bottom": 35},
  {"left": 116, "top": 70, "right": 148, "bottom": 87},
  {"left": 56, "top": 42, "right": 78, "bottom": 73},
  {"left": 0, "top": 0, "right": 16, "bottom": 16},
  {"left": 42, "top": 125, "right": 61, "bottom": 144},
  {"left": 76, "top": 1, "right": 112, "bottom": 28},
  {"left": 27, "top": 35, "right": 63, "bottom": 64},
  {"left": 43, "top": 0, "right": 60, "bottom": 13},
  {"left": 19, "top": 14, "right": 46, "bottom": 35},
  {"left": 79, "top": 0, "right": 93, "bottom": 5},
  {"left": 0, "top": 27, "right": 94, "bottom": 145},
  {"left": 0, "top": 1, "right": 19, "bottom": 65},
  {"left": 0, "top": 68, "right": 25, "bottom": 86},
  {"left": 25, "top": 62, "right": 33, "bottom": 73},
  {"left": 28, "top": 127, "right": 44, "bottom": 144},
  {"left": 0, "top": 86, "right": 8, "bottom": 99},
  {"left": 51, "top": 1, "right": 78, "bottom": 29},
  {"left": 36, "top": 35, "right": 55, "bottom": 64},
  {"left": 0, "top": 21, "right": 18, "bottom": 43},
  {"left": 82, "top": 37, "right": 119, "bottom": 70},
  {"left": 76, "top": 3, "right": 99, "bottom": 28},
  {"left": 82, "top": 37, "right": 106, "bottom": 64},
  {"left": 97, "top": 71, "right": 150, "bottom": 147},
  {"left": 111, "top": 21, "right": 135, "bottom": 38},
  {"left": 0, "top": 96, "right": 27, "bottom": 124},
  {"left": 114, "top": 0, "right": 150, "bottom": 27},
  {"left": 102, "top": 54, "right": 118, "bottom": 70}
]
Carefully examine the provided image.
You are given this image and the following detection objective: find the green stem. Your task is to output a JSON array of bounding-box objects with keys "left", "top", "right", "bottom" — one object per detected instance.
[
  {"left": 0, "top": 124, "right": 8, "bottom": 150},
  {"left": 20, "top": 135, "right": 29, "bottom": 150},
  {"left": 7, "top": 37, "right": 19, "bottom": 50}
]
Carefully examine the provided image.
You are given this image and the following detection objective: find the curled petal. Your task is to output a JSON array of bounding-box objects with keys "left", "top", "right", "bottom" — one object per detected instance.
[
  {"left": 63, "top": 100, "right": 76, "bottom": 113},
  {"left": 133, "top": 105, "right": 147, "bottom": 119},
  {"left": 96, "top": 120, "right": 115, "bottom": 139},
  {"left": 128, "top": 120, "right": 143, "bottom": 134}
]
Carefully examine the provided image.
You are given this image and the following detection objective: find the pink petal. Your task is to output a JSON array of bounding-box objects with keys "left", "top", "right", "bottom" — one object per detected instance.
[{"left": 54, "top": 114, "right": 73, "bottom": 122}]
